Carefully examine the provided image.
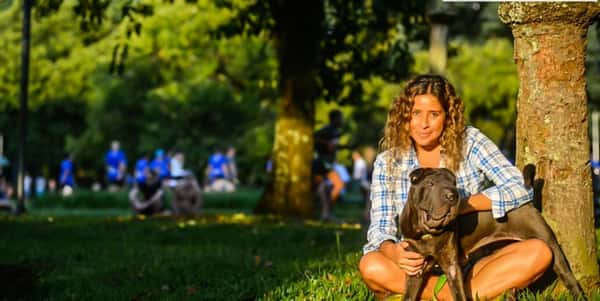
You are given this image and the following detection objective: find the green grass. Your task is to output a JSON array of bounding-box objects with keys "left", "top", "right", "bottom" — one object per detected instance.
[
  {"left": 29, "top": 187, "right": 263, "bottom": 211},
  {"left": 0, "top": 213, "right": 370, "bottom": 300},
  {"left": 1, "top": 189, "right": 598, "bottom": 300}
]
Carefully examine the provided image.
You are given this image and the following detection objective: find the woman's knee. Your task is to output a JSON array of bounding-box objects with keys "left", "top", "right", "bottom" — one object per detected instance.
[
  {"left": 528, "top": 239, "right": 553, "bottom": 268},
  {"left": 516, "top": 239, "right": 553, "bottom": 274},
  {"left": 359, "top": 252, "right": 388, "bottom": 281}
]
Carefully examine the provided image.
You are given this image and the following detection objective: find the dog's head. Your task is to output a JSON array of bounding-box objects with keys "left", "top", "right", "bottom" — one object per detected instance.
[{"left": 407, "top": 168, "right": 460, "bottom": 235}]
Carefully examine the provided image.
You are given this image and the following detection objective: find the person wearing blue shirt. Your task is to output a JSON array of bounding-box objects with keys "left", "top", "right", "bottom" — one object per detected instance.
[
  {"left": 59, "top": 153, "right": 74, "bottom": 188},
  {"left": 204, "top": 148, "right": 235, "bottom": 192},
  {"left": 150, "top": 149, "right": 170, "bottom": 181},
  {"left": 105, "top": 140, "right": 127, "bottom": 188},
  {"left": 358, "top": 75, "right": 551, "bottom": 300},
  {"left": 134, "top": 154, "right": 150, "bottom": 185},
  {"left": 206, "top": 148, "right": 229, "bottom": 183}
]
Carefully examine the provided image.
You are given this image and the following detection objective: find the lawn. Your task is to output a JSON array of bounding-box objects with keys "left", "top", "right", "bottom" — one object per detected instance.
[
  {"left": 0, "top": 189, "right": 372, "bottom": 301},
  {"left": 0, "top": 189, "right": 597, "bottom": 300}
]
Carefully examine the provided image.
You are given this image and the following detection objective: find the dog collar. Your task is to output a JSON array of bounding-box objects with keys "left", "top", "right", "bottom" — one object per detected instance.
[{"left": 421, "top": 234, "right": 433, "bottom": 240}]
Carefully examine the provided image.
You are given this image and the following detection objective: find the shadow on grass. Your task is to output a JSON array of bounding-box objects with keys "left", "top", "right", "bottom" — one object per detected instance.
[{"left": 0, "top": 263, "right": 44, "bottom": 300}]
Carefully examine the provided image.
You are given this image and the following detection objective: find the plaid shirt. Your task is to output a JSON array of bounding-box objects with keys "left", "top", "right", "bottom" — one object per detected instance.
[{"left": 364, "top": 126, "right": 533, "bottom": 254}]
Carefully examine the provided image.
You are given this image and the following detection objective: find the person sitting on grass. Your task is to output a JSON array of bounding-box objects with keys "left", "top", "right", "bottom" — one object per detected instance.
[
  {"left": 129, "top": 170, "right": 166, "bottom": 216},
  {"left": 359, "top": 74, "right": 550, "bottom": 300},
  {"left": 204, "top": 147, "right": 235, "bottom": 192}
]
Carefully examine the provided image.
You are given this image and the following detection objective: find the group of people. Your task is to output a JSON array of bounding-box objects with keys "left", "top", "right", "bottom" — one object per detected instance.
[
  {"left": 56, "top": 141, "right": 240, "bottom": 193},
  {"left": 51, "top": 141, "right": 240, "bottom": 215}
]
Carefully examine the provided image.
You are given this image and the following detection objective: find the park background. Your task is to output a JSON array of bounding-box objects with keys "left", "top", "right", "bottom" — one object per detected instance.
[{"left": 1, "top": 0, "right": 600, "bottom": 300}]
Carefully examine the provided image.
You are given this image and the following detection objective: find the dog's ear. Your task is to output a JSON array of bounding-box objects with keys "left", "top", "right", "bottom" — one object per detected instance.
[
  {"left": 523, "top": 164, "right": 536, "bottom": 188},
  {"left": 439, "top": 168, "right": 457, "bottom": 184},
  {"left": 409, "top": 168, "right": 426, "bottom": 184}
]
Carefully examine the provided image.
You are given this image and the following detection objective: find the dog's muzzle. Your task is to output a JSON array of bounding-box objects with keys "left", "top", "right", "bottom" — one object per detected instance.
[{"left": 420, "top": 188, "right": 459, "bottom": 233}]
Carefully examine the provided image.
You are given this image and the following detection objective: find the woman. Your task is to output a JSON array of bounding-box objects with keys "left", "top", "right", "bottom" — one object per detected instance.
[{"left": 358, "top": 74, "right": 552, "bottom": 300}]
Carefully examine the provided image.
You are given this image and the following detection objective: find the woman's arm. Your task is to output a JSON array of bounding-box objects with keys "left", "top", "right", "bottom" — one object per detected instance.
[
  {"left": 459, "top": 193, "right": 492, "bottom": 215},
  {"left": 466, "top": 127, "right": 533, "bottom": 218},
  {"left": 364, "top": 153, "right": 400, "bottom": 254}
]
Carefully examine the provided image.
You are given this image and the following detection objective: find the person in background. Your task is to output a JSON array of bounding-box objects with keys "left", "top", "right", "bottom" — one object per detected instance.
[
  {"left": 24, "top": 171, "right": 32, "bottom": 199},
  {"left": 313, "top": 109, "right": 345, "bottom": 221},
  {"left": 105, "top": 140, "right": 127, "bottom": 191},
  {"left": 0, "top": 175, "right": 13, "bottom": 210},
  {"left": 205, "top": 147, "right": 234, "bottom": 192},
  {"left": 59, "top": 153, "right": 75, "bottom": 196},
  {"left": 352, "top": 150, "right": 371, "bottom": 222},
  {"left": 170, "top": 151, "right": 187, "bottom": 179},
  {"left": 129, "top": 169, "right": 166, "bottom": 216},
  {"left": 35, "top": 175, "right": 46, "bottom": 198},
  {"left": 169, "top": 151, "right": 192, "bottom": 188},
  {"left": 225, "top": 146, "right": 239, "bottom": 187},
  {"left": 134, "top": 154, "right": 150, "bottom": 186},
  {"left": 150, "top": 149, "right": 170, "bottom": 182}
]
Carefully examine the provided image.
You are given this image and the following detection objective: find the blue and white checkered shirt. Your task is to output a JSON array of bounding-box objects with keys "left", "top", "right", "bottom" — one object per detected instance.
[{"left": 363, "top": 126, "right": 533, "bottom": 254}]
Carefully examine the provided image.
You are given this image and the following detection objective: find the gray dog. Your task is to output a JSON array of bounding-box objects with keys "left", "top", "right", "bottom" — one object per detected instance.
[{"left": 400, "top": 167, "right": 584, "bottom": 301}]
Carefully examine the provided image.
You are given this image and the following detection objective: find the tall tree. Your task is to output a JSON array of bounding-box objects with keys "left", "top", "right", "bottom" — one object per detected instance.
[
  {"left": 223, "top": 0, "right": 427, "bottom": 217},
  {"left": 253, "top": 1, "right": 323, "bottom": 217},
  {"left": 499, "top": 3, "right": 600, "bottom": 292}
]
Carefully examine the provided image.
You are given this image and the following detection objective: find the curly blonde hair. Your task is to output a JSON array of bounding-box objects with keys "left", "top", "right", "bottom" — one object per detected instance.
[{"left": 380, "top": 74, "right": 465, "bottom": 172}]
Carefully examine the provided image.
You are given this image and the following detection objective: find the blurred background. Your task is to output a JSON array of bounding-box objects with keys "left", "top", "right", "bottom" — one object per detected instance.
[{"left": 1, "top": 0, "right": 600, "bottom": 208}]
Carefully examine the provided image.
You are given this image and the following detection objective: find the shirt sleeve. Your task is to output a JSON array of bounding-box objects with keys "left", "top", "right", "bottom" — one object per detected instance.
[
  {"left": 469, "top": 128, "right": 533, "bottom": 219},
  {"left": 363, "top": 153, "right": 401, "bottom": 254}
]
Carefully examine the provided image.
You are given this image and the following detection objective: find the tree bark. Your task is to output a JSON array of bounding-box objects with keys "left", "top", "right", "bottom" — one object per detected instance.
[
  {"left": 255, "top": 1, "right": 323, "bottom": 218},
  {"left": 499, "top": 3, "right": 600, "bottom": 292}
]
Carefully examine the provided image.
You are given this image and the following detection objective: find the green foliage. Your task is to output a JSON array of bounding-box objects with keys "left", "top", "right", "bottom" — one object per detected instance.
[
  {"left": 0, "top": 0, "right": 277, "bottom": 185},
  {"left": 408, "top": 38, "right": 519, "bottom": 154},
  {"left": 216, "top": 0, "right": 427, "bottom": 105}
]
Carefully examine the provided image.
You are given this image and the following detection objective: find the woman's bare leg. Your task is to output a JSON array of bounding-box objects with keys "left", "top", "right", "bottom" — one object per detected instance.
[
  {"left": 360, "top": 239, "right": 553, "bottom": 301},
  {"left": 433, "top": 239, "right": 552, "bottom": 300}
]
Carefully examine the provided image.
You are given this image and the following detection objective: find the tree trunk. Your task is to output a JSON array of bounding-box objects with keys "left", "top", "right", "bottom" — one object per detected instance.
[
  {"left": 429, "top": 23, "right": 448, "bottom": 74},
  {"left": 255, "top": 80, "right": 315, "bottom": 217},
  {"left": 255, "top": 1, "right": 323, "bottom": 218},
  {"left": 499, "top": 3, "right": 600, "bottom": 292}
]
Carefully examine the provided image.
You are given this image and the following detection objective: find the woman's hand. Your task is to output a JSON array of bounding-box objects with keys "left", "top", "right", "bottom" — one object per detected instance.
[
  {"left": 395, "top": 241, "right": 426, "bottom": 275},
  {"left": 381, "top": 240, "right": 425, "bottom": 276}
]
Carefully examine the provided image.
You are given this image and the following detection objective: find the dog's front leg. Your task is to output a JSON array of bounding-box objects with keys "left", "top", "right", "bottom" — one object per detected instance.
[
  {"left": 437, "top": 245, "right": 467, "bottom": 301},
  {"left": 403, "top": 274, "right": 425, "bottom": 301},
  {"left": 402, "top": 239, "right": 432, "bottom": 301}
]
